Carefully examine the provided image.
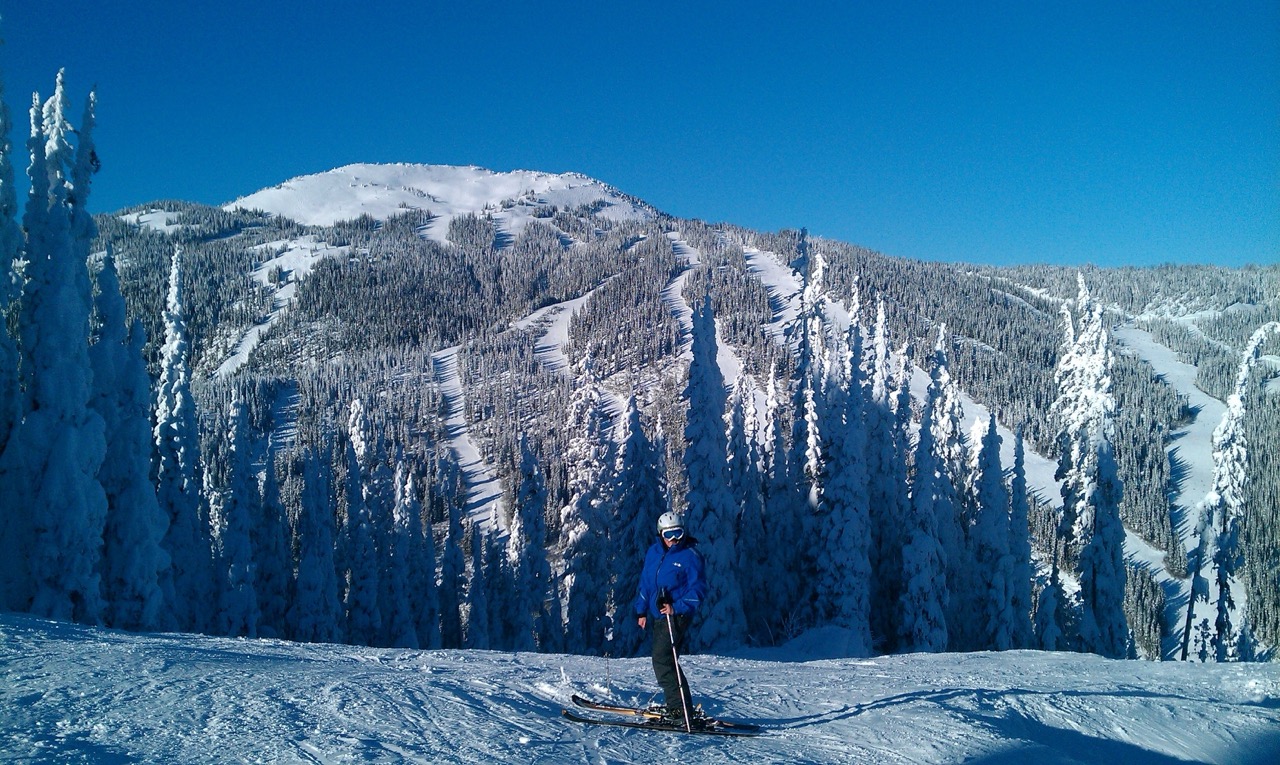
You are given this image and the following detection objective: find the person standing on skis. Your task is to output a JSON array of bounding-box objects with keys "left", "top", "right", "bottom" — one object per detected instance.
[{"left": 634, "top": 511, "right": 706, "bottom": 722}]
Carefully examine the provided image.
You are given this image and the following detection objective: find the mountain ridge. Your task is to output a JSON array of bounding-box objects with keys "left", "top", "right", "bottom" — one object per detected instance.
[{"left": 223, "top": 162, "right": 660, "bottom": 233}]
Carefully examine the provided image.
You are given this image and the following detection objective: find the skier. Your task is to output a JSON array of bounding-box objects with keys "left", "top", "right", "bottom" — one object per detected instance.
[{"left": 634, "top": 511, "right": 706, "bottom": 723}]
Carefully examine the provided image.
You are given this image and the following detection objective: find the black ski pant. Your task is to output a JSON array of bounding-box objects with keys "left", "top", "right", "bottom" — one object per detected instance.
[{"left": 651, "top": 614, "right": 693, "bottom": 713}]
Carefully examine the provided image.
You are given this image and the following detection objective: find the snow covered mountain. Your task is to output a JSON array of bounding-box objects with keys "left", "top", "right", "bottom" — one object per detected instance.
[
  {"left": 84, "top": 161, "right": 1279, "bottom": 664},
  {"left": 225, "top": 162, "right": 658, "bottom": 237},
  {"left": 3, "top": 613, "right": 1277, "bottom": 764}
]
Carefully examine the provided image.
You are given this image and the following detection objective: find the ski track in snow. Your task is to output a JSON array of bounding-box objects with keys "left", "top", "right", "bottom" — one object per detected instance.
[{"left": 3, "top": 614, "right": 1278, "bottom": 764}]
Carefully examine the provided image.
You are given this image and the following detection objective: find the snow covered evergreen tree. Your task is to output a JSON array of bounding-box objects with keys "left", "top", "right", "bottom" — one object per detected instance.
[
  {"left": 1052, "top": 275, "right": 1128, "bottom": 658},
  {"left": 254, "top": 453, "right": 291, "bottom": 639},
  {"left": 1077, "top": 429, "right": 1128, "bottom": 659},
  {"left": 1008, "top": 428, "right": 1035, "bottom": 649},
  {"left": 924, "top": 326, "right": 970, "bottom": 650},
  {"left": 1183, "top": 322, "right": 1280, "bottom": 661},
  {"left": 154, "top": 244, "right": 213, "bottom": 631},
  {"left": 727, "top": 374, "right": 770, "bottom": 643},
  {"left": 208, "top": 396, "right": 261, "bottom": 637},
  {"left": 784, "top": 252, "right": 834, "bottom": 627},
  {"left": 507, "top": 435, "right": 555, "bottom": 652},
  {"left": 866, "top": 301, "right": 907, "bottom": 651},
  {"left": 683, "top": 294, "right": 747, "bottom": 650},
  {"left": 341, "top": 409, "right": 381, "bottom": 645},
  {"left": 0, "top": 58, "right": 20, "bottom": 464},
  {"left": 437, "top": 490, "right": 466, "bottom": 649},
  {"left": 485, "top": 530, "right": 513, "bottom": 650},
  {"left": 970, "top": 413, "right": 1014, "bottom": 650},
  {"left": 558, "top": 361, "right": 612, "bottom": 654},
  {"left": 926, "top": 326, "right": 972, "bottom": 649},
  {"left": 407, "top": 470, "right": 441, "bottom": 650},
  {"left": 608, "top": 394, "right": 667, "bottom": 656},
  {"left": 899, "top": 345, "right": 949, "bottom": 653},
  {"left": 381, "top": 462, "right": 420, "bottom": 649},
  {"left": 288, "top": 447, "right": 343, "bottom": 644},
  {"left": 760, "top": 366, "right": 802, "bottom": 642},
  {"left": 91, "top": 250, "right": 169, "bottom": 631},
  {"left": 5, "top": 77, "right": 108, "bottom": 623},
  {"left": 464, "top": 522, "right": 491, "bottom": 650},
  {"left": 814, "top": 286, "right": 872, "bottom": 655}
]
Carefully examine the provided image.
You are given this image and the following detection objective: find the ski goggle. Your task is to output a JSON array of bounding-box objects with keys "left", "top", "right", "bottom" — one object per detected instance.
[{"left": 661, "top": 527, "right": 685, "bottom": 541}]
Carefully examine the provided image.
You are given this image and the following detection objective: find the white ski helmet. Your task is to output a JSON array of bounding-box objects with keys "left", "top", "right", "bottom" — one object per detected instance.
[{"left": 657, "top": 511, "right": 686, "bottom": 532}]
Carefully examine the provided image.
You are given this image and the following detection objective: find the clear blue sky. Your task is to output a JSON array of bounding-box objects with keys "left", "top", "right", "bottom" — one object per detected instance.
[{"left": 3, "top": 1, "right": 1277, "bottom": 267}]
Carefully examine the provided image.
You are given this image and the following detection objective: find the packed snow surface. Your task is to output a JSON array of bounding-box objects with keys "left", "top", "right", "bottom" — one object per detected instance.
[
  {"left": 224, "top": 163, "right": 656, "bottom": 236},
  {"left": 3, "top": 615, "right": 1278, "bottom": 764}
]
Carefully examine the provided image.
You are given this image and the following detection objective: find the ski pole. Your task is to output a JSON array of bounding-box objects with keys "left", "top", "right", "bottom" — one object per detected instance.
[{"left": 666, "top": 612, "right": 692, "bottom": 732}]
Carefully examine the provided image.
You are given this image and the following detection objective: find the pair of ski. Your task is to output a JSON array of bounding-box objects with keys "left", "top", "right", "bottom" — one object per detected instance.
[{"left": 562, "top": 694, "right": 764, "bottom": 737}]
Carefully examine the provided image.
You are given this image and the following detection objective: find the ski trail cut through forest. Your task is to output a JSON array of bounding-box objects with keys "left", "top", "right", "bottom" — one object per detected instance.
[
  {"left": 663, "top": 233, "right": 701, "bottom": 361},
  {"left": 215, "top": 236, "right": 348, "bottom": 379},
  {"left": 431, "top": 346, "right": 507, "bottom": 533},
  {"left": 1112, "top": 324, "right": 1229, "bottom": 656}
]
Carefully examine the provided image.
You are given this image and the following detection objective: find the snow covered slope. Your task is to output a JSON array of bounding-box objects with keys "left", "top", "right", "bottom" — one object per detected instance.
[
  {"left": 225, "top": 163, "right": 658, "bottom": 239},
  {"left": 3, "top": 614, "right": 1277, "bottom": 764}
]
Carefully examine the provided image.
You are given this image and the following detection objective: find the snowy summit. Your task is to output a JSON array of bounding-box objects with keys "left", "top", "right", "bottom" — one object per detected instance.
[{"left": 225, "top": 162, "right": 658, "bottom": 236}]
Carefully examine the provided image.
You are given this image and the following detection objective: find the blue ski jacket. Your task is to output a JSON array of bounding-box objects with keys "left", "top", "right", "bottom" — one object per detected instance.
[{"left": 633, "top": 536, "right": 706, "bottom": 618}]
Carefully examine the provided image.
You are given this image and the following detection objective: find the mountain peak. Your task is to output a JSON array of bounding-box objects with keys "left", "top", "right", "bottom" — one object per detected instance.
[{"left": 224, "top": 162, "right": 658, "bottom": 230}]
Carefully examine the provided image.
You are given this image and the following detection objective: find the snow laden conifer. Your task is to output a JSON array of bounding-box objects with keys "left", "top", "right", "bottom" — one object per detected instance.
[
  {"left": 155, "top": 244, "right": 213, "bottom": 631},
  {"left": 1008, "top": 428, "right": 1035, "bottom": 648},
  {"left": 814, "top": 285, "right": 872, "bottom": 655},
  {"left": 727, "top": 374, "right": 769, "bottom": 642},
  {"left": 484, "top": 530, "right": 513, "bottom": 650},
  {"left": 924, "top": 326, "right": 970, "bottom": 650},
  {"left": 900, "top": 341, "right": 949, "bottom": 652},
  {"left": 558, "top": 359, "right": 612, "bottom": 654},
  {"left": 341, "top": 401, "right": 382, "bottom": 645},
  {"left": 609, "top": 394, "right": 667, "bottom": 656},
  {"left": 254, "top": 454, "right": 291, "bottom": 638},
  {"left": 782, "top": 251, "right": 834, "bottom": 627},
  {"left": 507, "top": 435, "right": 555, "bottom": 652},
  {"left": 866, "top": 300, "right": 907, "bottom": 651},
  {"left": 760, "top": 365, "right": 803, "bottom": 641},
  {"left": 793, "top": 254, "right": 829, "bottom": 539},
  {"left": 408, "top": 470, "right": 441, "bottom": 651},
  {"left": 464, "top": 522, "right": 492, "bottom": 650},
  {"left": 1050, "top": 275, "right": 1128, "bottom": 658},
  {"left": 7, "top": 76, "right": 108, "bottom": 623},
  {"left": 91, "top": 249, "right": 170, "bottom": 631},
  {"left": 1183, "top": 322, "right": 1280, "bottom": 661},
  {"left": 289, "top": 446, "right": 344, "bottom": 644},
  {"left": 683, "top": 294, "right": 747, "bottom": 650},
  {"left": 970, "top": 413, "right": 1015, "bottom": 650},
  {"left": 381, "top": 462, "right": 421, "bottom": 649},
  {"left": 437, "top": 485, "right": 466, "bottom": 649},
  {"left": 208, "top": 395, "right": 261, "bottom": 638},
  {"left": 0, "top": 55, "right": 21, "bottom": 460}
]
